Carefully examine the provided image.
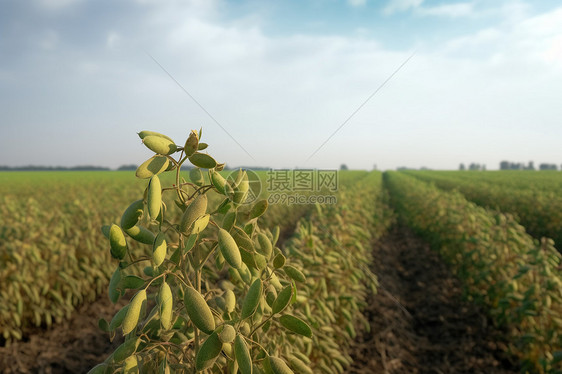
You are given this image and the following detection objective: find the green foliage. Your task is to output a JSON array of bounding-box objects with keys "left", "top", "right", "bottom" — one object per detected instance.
[
  {"left": 386, "top": 171, "right": 562, "bottom": 373},
  {"left": 95, "top": 130, "right": 310, "bottom": 373},
  {"left": 405, "top": 170, "right": 562, "bottom": 249},
  {"left": 0, "top": 172, "right": 145, "bottom": 342},
  {"left": 270, "top": 171, "right": 394, "bottom": 373}
]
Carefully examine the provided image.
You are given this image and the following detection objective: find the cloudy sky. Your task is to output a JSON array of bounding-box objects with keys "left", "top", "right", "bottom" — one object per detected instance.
[{"left": 1, "top": 0, "right": 561, "bottom": 170}]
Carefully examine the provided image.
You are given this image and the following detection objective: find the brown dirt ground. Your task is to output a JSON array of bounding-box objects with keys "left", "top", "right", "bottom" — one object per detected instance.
[
  {"left": 0, "top": 295, "right": 126, "bottom": 374},
  {"left": 348, "top": 225, "right": 520, "bottom": 374}
]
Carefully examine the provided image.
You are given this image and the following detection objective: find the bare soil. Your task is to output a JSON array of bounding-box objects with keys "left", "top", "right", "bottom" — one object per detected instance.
[
  {"left": 0, "top": 295, "right": 126, "bottom": 374},
  {"left": 348, "top": 225, "right": 519, "bottom": 374}
]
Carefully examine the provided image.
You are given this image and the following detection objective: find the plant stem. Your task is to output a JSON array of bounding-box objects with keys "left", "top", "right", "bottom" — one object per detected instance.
[{"left": 193, "top": 267, "right": 202, "bottom": 374}]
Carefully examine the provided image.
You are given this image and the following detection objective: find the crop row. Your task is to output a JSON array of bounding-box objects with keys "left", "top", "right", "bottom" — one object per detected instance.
[
  {"left": 385, "top": 171, "right": 562, "bottom": 373},
  {"left": 0, "top": 174, "right": 143, "bottom": 342},
  {"left": 405, "top": 170, "right": 562, "bottom": 249},
  {"left": 275, "top": 171, "right": 393, "bottom": 373},
  {"left": 89, "top": 166, "right": 392, "bottom": 373},
  {"left": 0, "top": 170, "right": 324, "bottom": 343},
  {"left": 411, "top": 170, "right": 562, "bottom": 192}
]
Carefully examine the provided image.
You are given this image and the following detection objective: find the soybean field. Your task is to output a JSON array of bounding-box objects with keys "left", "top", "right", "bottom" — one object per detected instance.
[{"left": 1, "top": 153, "right": 561, "bottom": 374}]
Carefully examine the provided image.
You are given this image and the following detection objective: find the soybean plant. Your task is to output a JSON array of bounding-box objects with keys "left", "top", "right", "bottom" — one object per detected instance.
[{"left": 91, "top": 130, "right": 312, "bottom": 373}]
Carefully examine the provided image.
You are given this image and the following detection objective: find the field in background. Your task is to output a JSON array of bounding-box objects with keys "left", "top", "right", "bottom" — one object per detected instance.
[{"left": 0, "top": 169, "right": 561, "bottom": 373}]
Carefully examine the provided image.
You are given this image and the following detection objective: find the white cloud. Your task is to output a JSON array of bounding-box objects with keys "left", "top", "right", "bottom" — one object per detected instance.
[
  {"left": 383, "top": 0, "right": 423, "bottom": 15},
  {"left": 3, "top": 0, "right": 562, "bottom": 170},
  {"left": 440, "top": 6, "right": 562, "bottom": 68}
]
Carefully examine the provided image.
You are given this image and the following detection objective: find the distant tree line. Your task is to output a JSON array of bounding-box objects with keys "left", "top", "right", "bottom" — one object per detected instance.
[
  {"left": 397, "top": 166, "right": 431, "bottom": 171},
  {"left": 459, "top": 163, "right": 486, "bottom": 171},
  {"left": 0, "top": 165, "right": 112, "bottom": 171},
  {"left": 0, "top": 164, "right": 274, "bottom": 172},
  {"left": 499, "top": 161, "right": 559, "bottom": 171}
]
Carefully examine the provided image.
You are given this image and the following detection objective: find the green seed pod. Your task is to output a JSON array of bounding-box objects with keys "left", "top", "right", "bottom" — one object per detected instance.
[
  {"left": 221, "top": 344, "right": 234, "bottom": 363},
  {"left": 189, "top": 153, "right": 217, "bottom": 169},
  {"left": 196, "top": 331, "right": 223, "bottom": 371},
  {"left": 101, "top": 225, "right": 110, "bottom": 239},
  {"left": 244, "top": 221, "right": 255, "bottom": 236},
  {"left": 110, "top": 304, "right": 129, "bottom": 331},
  {"left": 121, "top": 200, "right": 144, "bottom": 230},
  {"left": 179, "top": 194, "right": 208, "bottom": 235},
  {"left": 191, "top": 214, "right": 210, "bottom": 235},
  {"left": 233, "top": 180, "right": 249, "bottom": 204},
  {"left": 218, "top": 228, "right": 242, "bottom": 269},
  {"left": 238, "top": 263, "right": 252, "bottom": 285},
  {"left": 239, "top": 247, "right": 258, "bottom": 270},
  {"left": 198, "top": 142, "right": 208, "bottom": 150},
  {"left": 272, "top": 286, "right": 292, "bottom": 314},
  {"left": 136, "top": 155, "right": 170, "bottom": 179},
  {"left": 255, "top": 254, "right": 267, "bottom": 270},
  {"left": 113, "top": 336, "right": 141, "bottom": 363},
  {"left": 257, "top": 234, "right": 272, "bottom": 259},
  {"left": 234, "top": 335, "right": 253, "bottom": 374},
  {"left": 184, "top": 130, "right": 199, "bottom": 157},
  {"left": 273, "top": 254, "right": 286, "bottom": 269},
  {"left": 183, "top": 287, "right": 215, "bottom": 334},
  {"left": 241, "top": 278, "right": 262, "bottom": 319},
  {"left": 152, "top": 232, "right": 167, "bottom": 267},
  {"left": 219, "top": 324, "right": 236, "bottom": 343},
  {"left": 124, "top": 225, "right": 155, "bottom": 245},
  {"left": 123, "top": 289, "right": 147, "bottom": 335},
  {"left": 224, "top": 289, "right": 236, "bottom": 313},
  {"left": 250, "top": 199, "right": 268, "bottom": 219},
  {"left": 272, "top": 226, "right": 280, "bottom": 246},
  {"left": 225, "top": 182, "right": 235, "bottom": 201},
  {"left": 147, "top": 175, "right": 162, "bottom": 220},
  {"left": 142, "top": 135, "right": 177, "bottom": 155},
  {"left": 288, "top": 356, "right": 312, "bottom": 374},
  {"left": 159, "top": 281, "right": 173, "bottom": 330},
  {"left": 283, "top": 265, "right": 306, "bottom": 283},
  {"left": 222, "top": 211, "right": 236, "bottom": 232},
  {"left": 266, "top": 356, "right": 294, "bottom": 374},
  {"left": 279, "top": 315, "right": 312, "bottom": 338},
  {"left": 109, "top": 267, "right": 122, "bottom": 303},
  {"left": 265, "top": 285, "right": 277, "bottom": 307},
  {"left": 270, "top": 272, "right": 283, "bottom": 291},
  {"left": 240, "top": 321, "right": 251, "bottom": 336},
  {"left": 210, "top": 170, "right": 227, "bottom": 195},
  {"left": 109, "top": 224, "right": 127, "bottom": 260},
  {"left": 122, "top": 355, "right": 139, "bottom": 374},
  {"left": 232, "top": 169, "right": 246, "bottom": 186},
  {"left": 232, "top": 226, "right": 255, "bottom": 252},
  {"left": 138, "top": 130, "right": 174, "bottom": 142},
  {"left": 215, "top": 296, "right": 227, "bottom": 311},
  {"left": 189, "top": 167, "right": 204, "bottom": 186}
]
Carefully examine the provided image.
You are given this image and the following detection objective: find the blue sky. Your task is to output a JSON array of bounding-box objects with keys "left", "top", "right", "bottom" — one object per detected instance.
[{"left": 1, "top": 0, "right": 562, "bottom": 170}]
